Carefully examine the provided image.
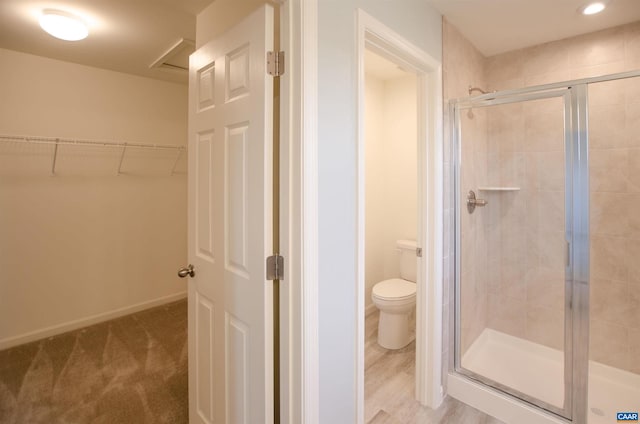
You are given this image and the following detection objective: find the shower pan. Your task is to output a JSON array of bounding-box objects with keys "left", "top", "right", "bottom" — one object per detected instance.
[{"left": 448, "top": 71, "right": 640, "bottom": 424}]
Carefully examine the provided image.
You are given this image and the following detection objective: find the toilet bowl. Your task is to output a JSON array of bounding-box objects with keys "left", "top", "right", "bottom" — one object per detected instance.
[{"left": 371, "top": 240, "right": 417, "bottom": 350}]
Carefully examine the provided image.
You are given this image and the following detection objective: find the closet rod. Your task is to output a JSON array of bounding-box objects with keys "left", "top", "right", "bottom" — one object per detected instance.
[{"left": 0, "top": 134, "right": 186, "bottom": 151}]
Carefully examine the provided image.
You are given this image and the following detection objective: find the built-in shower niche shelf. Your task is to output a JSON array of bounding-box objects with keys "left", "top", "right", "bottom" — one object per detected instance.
[{"left": 477, "top": 186, "right": 521, "bottom": 192}]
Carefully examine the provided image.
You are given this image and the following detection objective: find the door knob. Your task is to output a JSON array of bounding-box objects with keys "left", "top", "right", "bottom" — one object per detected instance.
[
  {"left": 467, "top": 190, "right": 488, "bottom": 214},
  {"left": 178, "top": 264, "right": 195, "bottom": 278}
]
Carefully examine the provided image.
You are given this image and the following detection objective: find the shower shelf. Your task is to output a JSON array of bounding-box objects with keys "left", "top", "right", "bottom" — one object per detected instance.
[{"left": 477, "top": 186, "right": 521, "bottom": 192}]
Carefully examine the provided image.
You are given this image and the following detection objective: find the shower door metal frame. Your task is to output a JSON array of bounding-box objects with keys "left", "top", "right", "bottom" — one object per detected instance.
[
  {"left": 451, "top": 87, "right": 577, "bottom": 421},
  {"left": 449, "top": 69, "right": 640, "bottom": 423}
]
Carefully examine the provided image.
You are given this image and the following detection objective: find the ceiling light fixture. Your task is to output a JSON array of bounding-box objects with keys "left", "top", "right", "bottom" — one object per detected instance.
[
  {"left": 579, "top": 1, "right": 608, "bottom": 15},
  {"left": 39, "top": 10, "right": 89, "bottom": 41}
]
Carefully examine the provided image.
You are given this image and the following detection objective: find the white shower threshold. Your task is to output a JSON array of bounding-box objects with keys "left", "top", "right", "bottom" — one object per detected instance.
[{"left": 450, "top": 328, "right": 640, "bottom": 424}]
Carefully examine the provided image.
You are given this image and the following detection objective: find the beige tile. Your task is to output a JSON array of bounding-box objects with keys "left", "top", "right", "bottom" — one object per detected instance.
[
  {"left": 629, "top": 328, "right": 640, "bottom": 374},
  {"left": 537, "top": 151, "right": 565, "bottom": 191},
  {"left": 587, "top": 77, "right": 627, "bottom": 107},
  {"left": 625, "top": 55, "right": 640, "bottom": 73},
  {"left": 524, "top": 70, "right": 571, "bottom": 87},
  {"left": 524, "top": 41, "right": 570, "bottom": 78},
  {"left": 487, "top": 103, "right": 524, "bottom": 152},
  {"left": 588, "top": 148, "right": 629, "bottom": 192},
  {"left": 624, "top": 75, "right": 640, "bottom": 106},
  {"left": 629, "top": 149, "right": 640, "bottom": 193},
  {"left": 588, "top": 104, "right": 627, "bottom": 149},
  {"left": 526, "top": 267, "right": 565, "bottom": 311},
  {"left": 526, "top": 305, "right": 564, "bottom": 350},
  {"left": 569, "top": 26, "right": 626, "bottom": 68},
  {"left": 625, "top": 238, "right": 640, "bottom": 286},
  {"left": 629, "top": 195, "right": 640, "bottom": 240},
  {"left": 487, "top": 77, "right": 525, "bottom": 92},
  {"left": 521, "top": 189, "right": 540, "bottom": 226},
  {"left": 500, "top": 266, "right": 527, "bottom": 301},
  {"left": 498, "top": 152, "right": 527, "bottom": 191},
  {"left": 524, "top": 223, "right": 542, "bottom": 268},
  {"left": 485, "top": 152, "right": 501, "bottom": 186},
  {"left": 485, "top": 50, "right": 524, "bottom": 84},
  {"left": 589, "top": 319, "right": 629, "bottom": 370},
  {"left": 522, "top": 153, "right": 539, "bottom": 191},
  {"left": 487, "top": 293, "right": 526, "bottom": 339},
  {"left": 590, "top": 192, "right": 628, "bottom": 236},
  {"left": 590, "top": 278, "right": 631, "bottom": 327},
  {"left": 627, "top": 288, "right": 640, "bottom": 330},
  {"left": 590, "top": 235, "right": 628, "bottom": 282},
  {"left": 524, "top": 111, "right": 564, "bottom": 152},
  {"left": 538, "top": 191, "right": 564, "bottom": 233},
  {"left": 522, "top": 95, "right": 564, "bottom": 118},
  {"left": 624, "top": 21, "right": 640, "bottom": 63},
  {"left": 570, "top": 61, "right": 627, "bottom": 80},
  {"left": 627, "top": 103, "right": 640, "bottom": 148},
  {"left": 538, "top": 230, "right": 566, "bottom": 271}
]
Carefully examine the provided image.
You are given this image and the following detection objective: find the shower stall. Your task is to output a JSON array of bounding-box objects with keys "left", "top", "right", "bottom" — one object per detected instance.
[{"left": 448, "top": 71, "right": 640, "bottom": 423}]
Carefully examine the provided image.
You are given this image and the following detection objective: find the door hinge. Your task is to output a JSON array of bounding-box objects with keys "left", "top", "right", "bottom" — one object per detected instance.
[
  {"left": 416, "top": 247, "right": 423, "bottom": 258},
  {"left": 266, "top": 254, "right": 284, "bottom": 280},
  {"left": 267, "top": 51, "right": 285, "bottom": 76}
]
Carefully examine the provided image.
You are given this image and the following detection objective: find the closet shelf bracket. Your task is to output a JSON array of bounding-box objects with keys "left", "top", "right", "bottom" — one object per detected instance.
[
  {"left": 170, "top": 149, "right": 183, "bottom": 176},
  {"left": 51, "top": 138, "right": 59, "bottom": 176},
  {"left": 117, "top": 143, "right": 128, "bottom": 176}
]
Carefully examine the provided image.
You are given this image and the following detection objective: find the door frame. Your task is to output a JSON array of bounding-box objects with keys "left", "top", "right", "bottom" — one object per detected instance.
[
  {"left": 354, "top": 9, "right": 444, "bottom": 422},
  {"left": 279, "top": 0, "right": 320, "bottom": 423}
]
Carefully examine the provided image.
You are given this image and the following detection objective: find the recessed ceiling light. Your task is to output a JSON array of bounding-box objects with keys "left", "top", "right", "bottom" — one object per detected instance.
[
  {"left": 580, "top": 2, "right": 608, "bottom": 15},
  {"left": 39, "top": 10, "right": 89, "bottom": 41}
]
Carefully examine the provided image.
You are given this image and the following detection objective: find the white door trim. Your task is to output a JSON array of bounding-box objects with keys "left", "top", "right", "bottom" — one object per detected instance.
[
  {"left": 300, "top": 0, "right": 320, "bottom": 422},
  {"left": 355, "top": 9, "right": 444, "bottom": 422},
  {"left": 281, "top": 0, "right": 319, "bottom": 423}
]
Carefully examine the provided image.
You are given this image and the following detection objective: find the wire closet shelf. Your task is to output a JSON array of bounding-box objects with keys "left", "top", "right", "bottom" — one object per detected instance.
[{"left": 0, "top": 134, "right": 186, "bottom": 176}]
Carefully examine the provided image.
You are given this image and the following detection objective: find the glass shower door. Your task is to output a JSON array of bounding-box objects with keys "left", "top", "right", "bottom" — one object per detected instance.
[{"left": 453, "top": 89, "right": 573, "bottom": 418}]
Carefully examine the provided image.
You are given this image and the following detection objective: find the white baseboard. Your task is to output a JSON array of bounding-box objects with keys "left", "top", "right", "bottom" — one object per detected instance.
[{"left": 0, "top": 291, "right": 187, "bottom": 350}]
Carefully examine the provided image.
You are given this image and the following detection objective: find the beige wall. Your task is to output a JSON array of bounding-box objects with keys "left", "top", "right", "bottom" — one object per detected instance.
[
  {"left": 0, "top": 48, "right": 188, "bottom": 348},
  {"left": 444, "top": 21, "right": 640, "bottom": 374},
  {"left": 442, "top": 19, "right": 488, "bottom": 360},
  {"left": 364, "top": 73, "right": 417, "bottom": 311}
]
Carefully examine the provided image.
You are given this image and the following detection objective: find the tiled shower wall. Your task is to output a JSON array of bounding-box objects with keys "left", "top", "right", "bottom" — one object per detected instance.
[
  {"left": 585, "top": 76, "right": 640, "bottom": 373},
  {"left": 442, "top": 19, "right": 487, "bottom": 384},
  {"left": 444, "top": 20, "right": 640, "bottom": 376}
]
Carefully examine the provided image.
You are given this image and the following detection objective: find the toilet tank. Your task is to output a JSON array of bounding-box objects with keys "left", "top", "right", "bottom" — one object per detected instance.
[{"left": 397, "top": 239, "right": 417, "bottom": 282}]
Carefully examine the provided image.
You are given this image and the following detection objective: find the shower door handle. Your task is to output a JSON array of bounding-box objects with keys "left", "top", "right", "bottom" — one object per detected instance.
[
  {"left": 178, "top": 264, "right": 195, "bottom": 278},
  {"left": 467, "top": 190, "right": 488, "bottom": 214}
]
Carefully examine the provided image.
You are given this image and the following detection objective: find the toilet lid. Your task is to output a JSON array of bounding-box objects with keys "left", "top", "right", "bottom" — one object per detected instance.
[{"left": 373, "top": 279, "right": 416, "bottom": 300}]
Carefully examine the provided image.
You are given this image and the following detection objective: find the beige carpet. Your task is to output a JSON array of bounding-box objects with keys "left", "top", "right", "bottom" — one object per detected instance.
[{"left": 0, "top": 299, "right": 188, "bottom": 424}]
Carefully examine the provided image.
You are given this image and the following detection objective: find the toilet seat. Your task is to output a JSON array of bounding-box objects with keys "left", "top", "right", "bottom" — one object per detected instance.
[{"left": 372, "top": 278, "right": 416, "bottom": 301}]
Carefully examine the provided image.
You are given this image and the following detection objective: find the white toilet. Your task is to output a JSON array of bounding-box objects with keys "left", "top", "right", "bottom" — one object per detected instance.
[{"left": 371, "top": 239, "right": 417, "bottom": 350}]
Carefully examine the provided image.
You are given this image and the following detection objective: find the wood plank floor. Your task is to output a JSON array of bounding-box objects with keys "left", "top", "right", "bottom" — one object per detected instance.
[{"left": 365, "top": 310, "right": 504, "bottom": 424}]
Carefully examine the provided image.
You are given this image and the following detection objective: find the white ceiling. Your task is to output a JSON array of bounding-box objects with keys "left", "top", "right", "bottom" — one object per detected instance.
[
  {"left": 426, "top": 0, "right": 640, "bottom": 57},
  {"left": 0, "top": 0, "right": 214, "bottom": 84},
  {"left": 0, "top": 1, "right": 638, "bottom": 86}
]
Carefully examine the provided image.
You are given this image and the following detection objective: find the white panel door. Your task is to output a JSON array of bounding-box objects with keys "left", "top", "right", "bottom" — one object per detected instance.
[{"left": 187, "top": 5, "right": 274, "bottom": 424}]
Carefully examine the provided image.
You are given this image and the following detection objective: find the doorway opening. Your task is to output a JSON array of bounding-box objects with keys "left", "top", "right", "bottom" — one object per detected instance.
[
  {"left": 362, "top": 48, "right": 419, "bottom": 422},
  {"left": 355, "top": 9, "right": 444, "bottom": 424}
]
